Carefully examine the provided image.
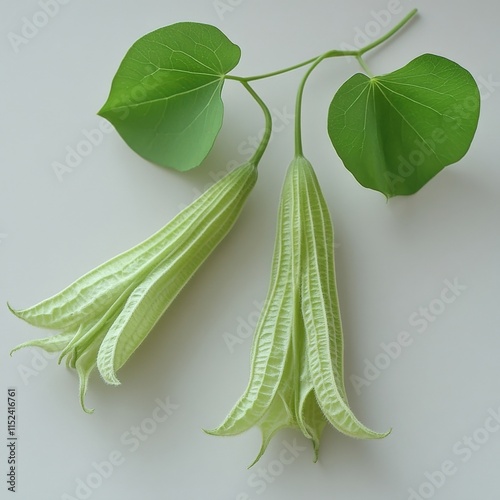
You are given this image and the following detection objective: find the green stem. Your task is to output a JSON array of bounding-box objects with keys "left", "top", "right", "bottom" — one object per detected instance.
[
  {"left": 228, "top": 9, "right": 418, "bottom": 83},
  {"left": 294, "top": 50, "right": 354, "bottom": 156},
  {"left": 294, "top": 9, "right": 417, "bottom": 156},
  {"left": 294, "top": 54, "right": 328, "bottom": 157},
  {"left": 226, "top": 57, "right": 318, "bottom": 83},
  {"left": 239, "top": 81, "right": 273, "bottom": 166},
  {"left": 358, "top": 8, "right": 418, "bottom": 55},
  {"left": 232, "top": 9, "right": 419, "bottom": 159}
]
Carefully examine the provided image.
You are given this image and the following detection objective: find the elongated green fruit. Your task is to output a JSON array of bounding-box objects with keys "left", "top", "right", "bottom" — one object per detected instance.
[
  {"left": 10, "top": 163, "right": 257, "bottom": 411},
  {"left": 208, "top": 156, "right": 389, "bottom": 463},
  {"left": 293, "top": 157, "right": 389, "bottom": 442},
  {"left": 207, "top": 160, "right": 301, "bottom": 437},
  {"left": 97, "top": 163, "right": 257, "bottom": 384},
  {"left": 9, "top": 165, "right": 252, "bottom": 331}
]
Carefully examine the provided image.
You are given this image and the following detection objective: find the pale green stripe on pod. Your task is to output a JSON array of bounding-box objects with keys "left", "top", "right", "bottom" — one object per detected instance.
[
  {"left": 297, "top": 156, "right": 389, "bottom": 439},
  {"left": 58, "top": 282, "right": 136, "bottom": 366},
  {"left": 207, "top": 162, "right": 300, "bottom": 436},
  {"left": 303, "top": 261, "right": 387, "bottom": 438},
  {"left": 10, "top": 162, "right": 258, "bottom": 412},
  {"left": 296, "top": 319, "right": 326, "bottom": 457},
  {"left": 8, "top": 163, "right": 255, "bottom": 331},
  {"left": 208, "top": 155, "right": 388, "bottom": 462},
  {"left": 297, "top": 157, "right": 347, "bottom": 402},
  {"left": 97, "top": 162, "right": 258, "bottom": 384}
]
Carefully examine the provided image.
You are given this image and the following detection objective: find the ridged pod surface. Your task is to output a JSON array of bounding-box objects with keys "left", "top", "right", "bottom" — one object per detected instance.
[
  {"left": 10, "top": 163, "right": 257, "bottom": 412},
  {"left": 208, "top": 156, "right": 389, "bottom": 463}
]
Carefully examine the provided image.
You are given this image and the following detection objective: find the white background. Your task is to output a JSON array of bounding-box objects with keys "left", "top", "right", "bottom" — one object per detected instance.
[{"left": 1, "top": 1, "right": 500, "bottom": 499}]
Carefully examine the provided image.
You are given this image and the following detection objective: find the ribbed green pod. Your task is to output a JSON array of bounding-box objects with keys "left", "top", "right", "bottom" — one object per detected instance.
[
  {"left": 10, "top": 162, "right": 257, "bottom": 412},
  {"left": 209, "top": 156, "right": 389, "bottom": 463}
]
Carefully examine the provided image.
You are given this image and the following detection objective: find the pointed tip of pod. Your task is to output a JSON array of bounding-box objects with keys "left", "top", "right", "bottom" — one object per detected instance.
[
  {"left": 9, "top": 333, "right": 30, "bottom": 356},
  {"left": 7, "top": 300, "right": 55, "bottom": 329},
  {"left": 201, "top": 424, "right": 224, "bottom": 436},
  {"left": 354, "top": 426, "right": 392, "bottom": 440},
  {"left": 201, "top": 412, "right": 255, "bottom": 438},
  {"left": 247, "top": 451, "right": 264, "bottom": 469},
  {"left": 9, "top": 345, "right": 21, "bottom": 357},
  {"left": 380, "top": 427, "right": 392, "bottom": 439},
  {"left": 78, "top": 372, "right": 95, "bottom": 415},
  {"left": 78, "top": 371, "right": 96, "bottom": 414},
  {"left": 355, "top": 426, "right": 392, "bottom": 440},
  {"left": 310, "top": 437, "right": 321, "bottom": 463},
  {"left": 7, "top": 301, "right": 46, "bottom": 327},
  {"left": 99, "top": 368, "right": 122, "bottom": 386},
  {"left": 82, "top": 403, "right": 95, "bottom": 415},
  {"left": 10, "top": 340, "right": 42, "bottom": 357},
  {"left": 247, "top": 436, "right": 272, "bottom": 469},
  {"left": 96, "top": 346, "right": 122, "bottom": 386},
  {"left": 202, "top": 426, "right": 227, "bottom": 437},
  {"left": 202, "top": 418, "right": 253, "bottom": 438},
  {"left": 7, "top": 302, "right": 23, "bottom": 320}
]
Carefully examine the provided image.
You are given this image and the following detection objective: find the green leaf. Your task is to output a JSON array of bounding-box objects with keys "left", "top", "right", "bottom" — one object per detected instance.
[
  {"left": 98, "top": 22, "right": 241, "bottom": 170},
  {"left": 328, "top": 54, "right": 480, "bottom": 197}
]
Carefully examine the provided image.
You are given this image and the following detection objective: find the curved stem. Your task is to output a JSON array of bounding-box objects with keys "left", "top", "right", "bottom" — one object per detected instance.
[
  {"left": 226, "top": 57, "right": 318, "bottom": 83},
  {"left": 293, "top": 9, "right": 417, "bottom": 156},
  {"left": 230, "top": 9, "right": 419, "bottom": 158},
  {"left": 294, "top": 55, "right": 326, "bottom": 157},
  {"left": 228, "top": 9, "right": 417, "bottom": 84},
  {"left": 294, "top": 50, "right": 351, "bottom": 157},
  {"left": 238, "top": 80, "right": 273, "bottom": 166},
  {"left": 358, "top": 8, "right": 418, "bottom": 55}
]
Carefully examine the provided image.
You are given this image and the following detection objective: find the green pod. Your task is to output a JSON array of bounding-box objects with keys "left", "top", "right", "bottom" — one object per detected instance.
[
  {"left": 10, "top": 162, "right": 257, "bottom": 412},
  {"left": 297, "top": 157, "right": 388, "bottom": 440},
  {"left": 208, "top": 156, "right": 389, "bottom": 463}
]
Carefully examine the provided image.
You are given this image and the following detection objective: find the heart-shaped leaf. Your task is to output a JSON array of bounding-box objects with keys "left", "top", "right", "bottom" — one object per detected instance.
[
  {"left": 328, "top": 54, "right": 480, "bottom": 197},
  {"left": 99, "top": 22, "right": 241, "bottom": 170}
]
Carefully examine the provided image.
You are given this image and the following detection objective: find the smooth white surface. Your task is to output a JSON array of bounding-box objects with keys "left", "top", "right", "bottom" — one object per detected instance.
[{"left": 1, "top": 1, "right": 499, "bottom": 499}]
